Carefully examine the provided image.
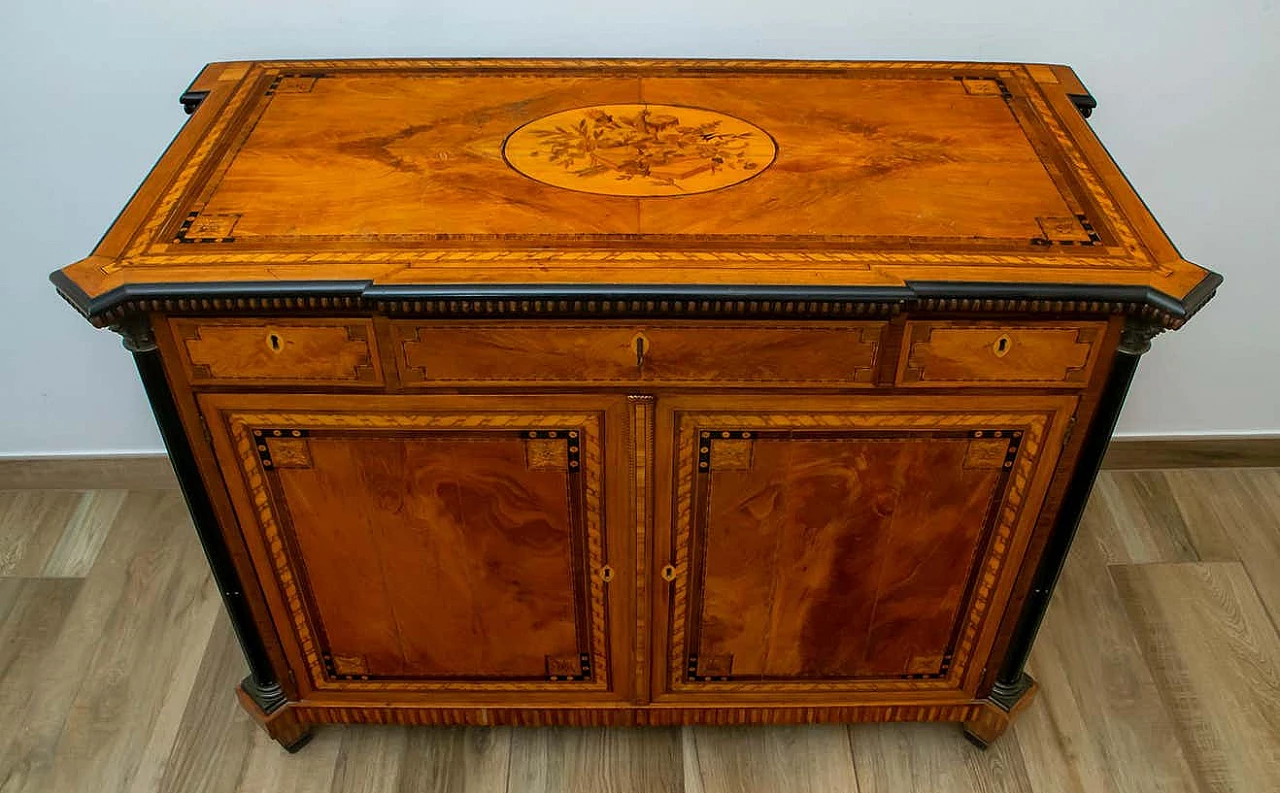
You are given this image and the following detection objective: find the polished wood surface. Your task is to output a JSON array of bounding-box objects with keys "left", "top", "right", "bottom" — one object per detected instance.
[
  {"left": 54, "top": 60, "right": 1215, "bottom": 311},
  {"left": 898, "top": 321, "right": 1104, "bottom": 387},
  {"left": 2, "top": 468, "right": 1276, "bottom": 791},
  {"left": 172, "top": 319, "right": 382, "bottom": 386},
  {"left": 694, "top": 435, "right": 1011, "bottom": 681},
  {"left": 147, "top": 309, "right": 1097, "bottom": 743},
  {"left": 658, "top": 398, "right": 1069, "bottom": 694},
  {"left": 653, "top": 393, "right": 1074, "bottom": 702},
  {"left": 394, "top": 321, "right": 883, "bottom": 386},
  {"left": 8, "top": 436, "right": 1277, "bottom": 492},
  {"left": 46, "top": 58, "right": 1219, "bottom": 751},
  {"left": 502, "top": 103, "right": 779, "bottom": 197},
  {"left": 268, "top": 435, "right": 584, "bottom": 681},
  {"left": 198, "top": 393, "right": 627, "bottom": 699}
]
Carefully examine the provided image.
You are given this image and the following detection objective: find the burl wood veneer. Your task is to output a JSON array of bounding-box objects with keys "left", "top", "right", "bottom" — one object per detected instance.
[{"left": 51, "top": 59, "right": 1219, "bottom": 751}]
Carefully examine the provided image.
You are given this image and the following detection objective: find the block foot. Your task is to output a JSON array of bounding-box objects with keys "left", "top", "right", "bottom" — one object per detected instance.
[
  {"left": 236, "top": 679, "right": 314, "bottom": 752},
  {"left": 962, "top": 673, "right": 1038, "bottom": 749}
]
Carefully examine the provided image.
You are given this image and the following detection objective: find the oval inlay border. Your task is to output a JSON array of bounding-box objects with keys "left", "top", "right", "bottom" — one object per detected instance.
[{"left": 502, "top": 104, "right": 778, "bottom": 197}]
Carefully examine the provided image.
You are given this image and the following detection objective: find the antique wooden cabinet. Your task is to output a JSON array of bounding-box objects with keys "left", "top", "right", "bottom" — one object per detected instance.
[{"left": 52, "top": 59, "right": 1219, "bottom": 751}]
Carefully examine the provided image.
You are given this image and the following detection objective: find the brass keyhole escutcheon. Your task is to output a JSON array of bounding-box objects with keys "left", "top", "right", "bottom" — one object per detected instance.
[
  {"left": 992, "top": 334, "right": 1012, "bottom": 358},
  {"left": 661, "top": 564, "right": 677, "bottom": 582},
  {"left": 600, "top": 565, "right": 614, "bottom": 583},
  {"left": 267, "top": 332, "right": 283, "bottom": 352},
  {"left": 631, "top": 332, "right": 650, "bottom": 372}
]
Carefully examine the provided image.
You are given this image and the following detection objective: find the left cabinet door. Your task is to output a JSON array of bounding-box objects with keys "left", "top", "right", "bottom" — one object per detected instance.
[{"left": 198, "top": 393, "right": 631, "bottom": 703}]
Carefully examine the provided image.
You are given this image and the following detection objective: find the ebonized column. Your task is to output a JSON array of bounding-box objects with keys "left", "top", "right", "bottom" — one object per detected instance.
[
  {"left": 112, "top": 316, "right": 287, "bottom": 714},
  {"left": 990, "top": 317, "right": 1165, "bottom": 707}
]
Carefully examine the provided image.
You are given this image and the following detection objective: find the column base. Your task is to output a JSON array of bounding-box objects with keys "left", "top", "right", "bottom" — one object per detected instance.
[
  {"left": 236, "top": 680, "right": 314, "bottom": 752},
  {"left": 961, "top": 673, "right": 1039, "bottom": 749}
]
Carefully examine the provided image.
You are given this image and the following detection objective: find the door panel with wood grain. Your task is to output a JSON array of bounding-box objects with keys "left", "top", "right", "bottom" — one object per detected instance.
[
  {"left": 654, "top": 395, "right": 1075, "bottom": 698},
  {"left": 198, "top": 393, "right": 628, "bottom": 699}
]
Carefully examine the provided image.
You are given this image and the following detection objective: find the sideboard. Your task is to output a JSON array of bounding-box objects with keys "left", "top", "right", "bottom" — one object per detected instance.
[{"left": 51, "top": 59, "right": 1219, "bottom": 751}]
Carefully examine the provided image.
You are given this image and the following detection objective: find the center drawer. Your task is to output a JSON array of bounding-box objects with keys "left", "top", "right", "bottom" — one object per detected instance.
[{"left": 390, "top": 322, "right": 885, "bottom": 387}]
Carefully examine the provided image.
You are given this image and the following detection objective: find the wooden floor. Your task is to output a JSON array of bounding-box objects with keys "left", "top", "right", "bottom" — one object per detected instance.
[{"left": 1, "top": 469, "right": 1278, "bottom": 792}]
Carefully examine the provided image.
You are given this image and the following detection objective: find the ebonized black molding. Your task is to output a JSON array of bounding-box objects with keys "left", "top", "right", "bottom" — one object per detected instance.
[
  {"left": 51, "top": 272, "right": 375, "bottom": 318},
  {"left": 180, "top": 89, "right": 209, "bottom": 115},
  {"left": 1067, "top": 92, "right": 1097, "bottom": 118},
  {"left": 908, "top": 273, "right": 1222, "bottom": 323},
  {"left": 49, "top": 270, "right": 1223, "bottom": 328}
]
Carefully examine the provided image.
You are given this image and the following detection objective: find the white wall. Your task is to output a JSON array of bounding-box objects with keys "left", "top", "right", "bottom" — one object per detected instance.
[{"left": 2, "top": 1, "right": 1277, "bottom": 455}]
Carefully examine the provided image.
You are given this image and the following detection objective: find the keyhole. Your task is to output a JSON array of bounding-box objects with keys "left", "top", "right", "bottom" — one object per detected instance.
[
  {"left": 631, "top": 332, "right": 649, "bottom": 371},
  {"left": 993, "top": 334, "right": 1012, "bottom": 357},
  {"left": 268, "top": 333, "right": 282, "bottom": 352}
]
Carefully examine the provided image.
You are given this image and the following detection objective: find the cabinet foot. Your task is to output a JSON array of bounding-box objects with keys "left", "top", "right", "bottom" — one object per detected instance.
[
  {"left": 236, "top": 679, "right": 314, "bottom": 752},
  {"left": 962, "top": 673, "right": 1038, "bottom": 749}
]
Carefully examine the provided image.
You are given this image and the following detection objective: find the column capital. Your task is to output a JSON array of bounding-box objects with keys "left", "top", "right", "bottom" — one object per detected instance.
[
  {"left": 1118, "top": 319, "right": 1166, "bottom": 356},
  {"left": 109, "top": 316, "right": 157, "bottom": 353}
]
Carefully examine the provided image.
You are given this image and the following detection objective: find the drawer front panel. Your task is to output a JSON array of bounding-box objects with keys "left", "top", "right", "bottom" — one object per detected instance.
[
  {"left": 393, "top": 322, "right": 884, "bottom": 386},
  {"left": 171, "top": 319, "right": 382, "bottom": 386},
  {"left": 897, "top": 322, "right": 1105, "bottom": 387}
]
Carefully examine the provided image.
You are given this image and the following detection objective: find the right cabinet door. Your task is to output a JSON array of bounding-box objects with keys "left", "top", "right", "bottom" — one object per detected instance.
[{"left": 653, "top": 394, "right": 1076, "bottom": 701}]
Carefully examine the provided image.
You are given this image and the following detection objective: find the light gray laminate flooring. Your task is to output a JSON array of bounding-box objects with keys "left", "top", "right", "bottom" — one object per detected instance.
[{"left": 1, "top": 469, "right": 1277, "bottom": 792}]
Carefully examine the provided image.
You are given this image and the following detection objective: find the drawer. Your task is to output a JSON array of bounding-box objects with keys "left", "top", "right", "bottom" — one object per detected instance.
[
  {"left": 896, "top": 321, "right": 1106, "bottom": 387},
  {"left": 170, "top": 319, "right": 383, "bottom": 386},
  {"left": 392, "top": 322, "right": 884, "bottom": 386}
]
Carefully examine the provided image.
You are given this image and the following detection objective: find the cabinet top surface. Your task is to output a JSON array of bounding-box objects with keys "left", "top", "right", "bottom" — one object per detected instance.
[{"left": 54, "top": 59, "right": 1218, "bottom": 325}]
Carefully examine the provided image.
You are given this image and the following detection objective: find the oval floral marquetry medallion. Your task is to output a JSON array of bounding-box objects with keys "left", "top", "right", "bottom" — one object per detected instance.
[{"left": 503, "top": 104, "right": 777, "bottom": 197}]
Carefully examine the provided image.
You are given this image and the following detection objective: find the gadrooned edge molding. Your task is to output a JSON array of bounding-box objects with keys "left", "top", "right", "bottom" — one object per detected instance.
[{"left": 51, "top": 270, "right": 1222, "bottom": 330}]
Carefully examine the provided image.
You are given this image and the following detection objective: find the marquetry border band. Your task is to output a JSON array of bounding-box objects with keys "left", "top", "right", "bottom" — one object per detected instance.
[
  {"left": 222, "top": 409, "right": 612, "bottom": 693},
  {"left": 667, "top": 410, "right": 1049, "bottom": 694}
]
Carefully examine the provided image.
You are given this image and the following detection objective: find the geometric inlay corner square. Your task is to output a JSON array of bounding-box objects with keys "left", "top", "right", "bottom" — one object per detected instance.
[
  {"left": 960, "top": 78, "right": 1004, "bottom": 96},
  {"left": 184, "top": 213, "right": 241, "bottom": 240},
  {"left": 546, "top": 654, "right": 585, "bottom": 679},
  {"left": 274, "top": 76, "right": 318, "bottom": 94},
  {"left": 709, "top": 439, "right": 754, "bottom": 471},
  {"left": 907, "top": 654, "right": 945, "bottom": 675},
  {"left": 265, "top": 437, "right": 313, "bottom": 468},
  {"left": 331, "top": 654, "right": 368, "bottom": 676},
  {"left": 1036, "top": 215, "right": 1092, "bottom": 242},
  {"left": 696, "top": 654, "right": 734, "bottom": 679},
  {"left": 964, "top": 438, "right": 1012, "bottom": 469},
  {"left": 525, "top": 438, "right": 569, "bottom": 471}
]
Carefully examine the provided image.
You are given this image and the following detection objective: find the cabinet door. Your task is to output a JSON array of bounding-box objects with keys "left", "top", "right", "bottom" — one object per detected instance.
[
  {"left": 199, "top": 393, "right": 629, "bottom": 701},
  {"left": 653, "top": 395, "right": 1075, "bottom": 700}
]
